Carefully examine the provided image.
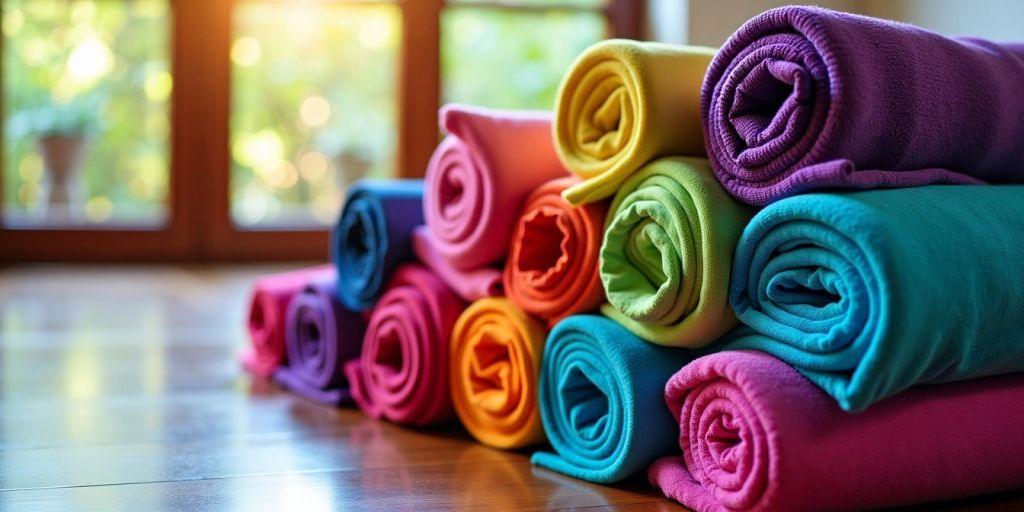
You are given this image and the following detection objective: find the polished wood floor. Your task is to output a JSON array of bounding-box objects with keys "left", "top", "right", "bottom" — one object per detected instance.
[{"left": 1, "top": 265, "right": 1022, "bottom": 511}]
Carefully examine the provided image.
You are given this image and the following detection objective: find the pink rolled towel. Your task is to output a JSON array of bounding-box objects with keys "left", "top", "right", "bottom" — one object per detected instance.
[
  {"left": 242, "top": 264, "right": 334, "bottom": 378},
  {"left": 649, "top": 350, "right": 1024, "bottom": 511},
  {"left": 344, "top": 264, "right": 466, "bottom": 426},
  {"left": 412, "top": 226, "right": 503, "bottom": 302},
  {"left": 424, "top": 104, "right": 568, "bottom": 271}
]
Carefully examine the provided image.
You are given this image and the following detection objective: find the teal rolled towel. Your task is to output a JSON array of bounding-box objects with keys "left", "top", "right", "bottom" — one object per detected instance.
[
  {"left": 531, "top": 315, "right": 697, "bottom": 483},
  {"left": 729, "top": 185, "right": 1024, "bottom": 411}
]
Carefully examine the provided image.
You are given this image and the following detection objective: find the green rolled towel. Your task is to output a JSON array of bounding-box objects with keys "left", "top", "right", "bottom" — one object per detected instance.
[{"left": 599, "top": 157, "right": 754, "bottom": 347}]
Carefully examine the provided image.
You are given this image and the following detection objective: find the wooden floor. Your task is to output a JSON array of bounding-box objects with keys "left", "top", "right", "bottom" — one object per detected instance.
[{"left": 1, "top": 265, "right": 1022, "bottom": 511}]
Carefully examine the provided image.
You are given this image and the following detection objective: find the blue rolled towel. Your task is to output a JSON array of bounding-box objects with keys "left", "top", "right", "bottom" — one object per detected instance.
[
  {"left": 333, "top": 180, "right": 425, "bottom": 311},
  {"left": 531, "top": 315, "right": 697, "bottom": 484},
  {"left": 728, "top": 185, "right": 1024, "bottom": 412}
]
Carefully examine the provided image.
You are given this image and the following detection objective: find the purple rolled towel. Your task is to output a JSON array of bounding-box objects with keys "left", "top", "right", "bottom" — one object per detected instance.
[
  {"left": 274, "top": 270, "right": 366, "bottom": 406},
  {"left": 702, "top": 6, "right": 1024, "bottom": 206}
]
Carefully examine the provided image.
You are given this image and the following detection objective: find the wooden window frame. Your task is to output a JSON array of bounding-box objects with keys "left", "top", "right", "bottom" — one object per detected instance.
[{"left": 0, "top": 0, "right": 643, "bottom": 263}]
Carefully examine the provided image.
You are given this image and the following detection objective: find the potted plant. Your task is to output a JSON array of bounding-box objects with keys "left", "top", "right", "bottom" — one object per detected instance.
[{"left": 6, "top": 93, "right": 104, "bottom": 219}]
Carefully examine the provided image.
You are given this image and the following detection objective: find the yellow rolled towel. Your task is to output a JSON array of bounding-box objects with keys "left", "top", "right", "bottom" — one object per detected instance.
[
  {"left": 555, "top": 39, "right": 715, "bottom": 206},
  {"left": 450, "top": 297, "right": 548, "bottom": 449}
]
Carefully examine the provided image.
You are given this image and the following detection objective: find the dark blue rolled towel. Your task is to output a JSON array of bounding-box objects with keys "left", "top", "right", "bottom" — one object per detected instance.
[{"left": 333, "top": 179, "right": 425, "bottom": 311}]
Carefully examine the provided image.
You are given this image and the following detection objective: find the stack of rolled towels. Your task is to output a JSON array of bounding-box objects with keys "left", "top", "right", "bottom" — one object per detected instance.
[{"left": 241, "top": 6, "right": 1024, "bottom": 510}]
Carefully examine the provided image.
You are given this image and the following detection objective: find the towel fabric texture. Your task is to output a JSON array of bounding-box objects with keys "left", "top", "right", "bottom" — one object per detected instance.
[
  {"left": 344, "top": 265, "right": 465, "bottom": 426},
  {"left": 554, "top": 39, "right": 716, "bottom": 205},
  {"left": 424, "top": 104, "right": 567, "bottom": 271},
  {"left": 412, "top": 226, "right": 503, "bottom": 302},
  {"left": 531, "top": 315, "right": 697, "bottom": 483},
  {"left": 274, "top": 270, "right": 366, "bottom": 406},
  {"left": 702, "top": 6, "right": 1024, "bottom": 206},
  {"left": 504, "top": 177, "right": 608, "bottom": 326},
  {"left": 729, "top": 186, "right": 1024, "bottom": 411},
  {"left": 242, "top": 265, "right": 335, "bottom": 378},
  {"left": 600, "top": 157, "right": 752, "bottom": 347},
  {"left": 649, "top": 350, "right": 1024, "bottom": 512},
  {"left": 333, "top": 180, "right": 424, "bottom": 311},
  {"left": 450, "top": 297, "right": 548, "bottom": 449}
]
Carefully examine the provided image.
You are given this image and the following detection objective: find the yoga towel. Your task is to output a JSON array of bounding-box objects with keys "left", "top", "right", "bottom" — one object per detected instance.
[
  {"left": 649, "top": 350, "right": 1024, "bottom": 512},
  {"left": 242, "top": 264, "right": 334, "bottom": 378},
  {"left": 273, "top": 270, "right": 366, "bottom": 406},
  {"left": 424, "top": 104, "right": 567, "bottom": 271},
  {"left": 450, "top": 297, "right": 547, "bottom": 449},
  {"left": 412, "top": 226, "right": 503, "bottom": 303},
  {"left": 504, "top": 177, "right": 607, "bottom": 326},
  {"left": 729, "top": 186, "right": 1024, "bottom": 412},
  {"left": 702, "top": 6, "right": 1024, "bottom": 206},
  {"left": 554, "top": 39, "right": 716, "bottom": 205},
  {"left": 344, "top": 264, "right": 465, "bottom": 426},
  {"left": 531, "top": 315, "right": 697, "bottom": 483},
  {"left": 333, "top": 179, "right": 424, "bottom": 311},
  {"left": 600, "top": 157, "right": 752, "bottom": 347}
]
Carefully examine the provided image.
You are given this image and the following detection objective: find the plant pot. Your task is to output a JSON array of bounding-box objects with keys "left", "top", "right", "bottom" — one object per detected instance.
[{"left": 37, "top": 134, "right": 88, "bottom": 221}]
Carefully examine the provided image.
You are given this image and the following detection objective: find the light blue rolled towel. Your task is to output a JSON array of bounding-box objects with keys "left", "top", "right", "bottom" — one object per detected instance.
[
  {"left": 728, "top": 186, "right": 1024, "bottom": 412},
  {"left": 531, "top": 315, "right": 697, "bottom": 483}
]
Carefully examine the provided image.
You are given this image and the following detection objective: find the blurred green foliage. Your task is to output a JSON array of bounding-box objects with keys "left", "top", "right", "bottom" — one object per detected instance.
[{"left": 2, "top": 0, "right": 170, "bottom": 225}]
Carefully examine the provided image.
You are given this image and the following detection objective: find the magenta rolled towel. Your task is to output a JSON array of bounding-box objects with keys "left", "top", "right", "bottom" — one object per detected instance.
[
  {"left": 702, "top": 6, "right": 1024, "bottom": 205},
  {"left": 648, "top": 350, "right": 1024, "bottom": 511}
]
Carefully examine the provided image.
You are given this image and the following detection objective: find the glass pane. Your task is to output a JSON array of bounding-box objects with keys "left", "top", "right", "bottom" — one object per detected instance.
[
  {"left": 231, "top": 2, "right": 400, "bottom": 228},
  {"left": 442, "top": 7, "right": 606, "bottom": 110},
  {"left": 2, "top": 0, "right": 171, "bottom": 227},
  {"left": 448, "top": 0, "right": 606, "bottom": 7}
]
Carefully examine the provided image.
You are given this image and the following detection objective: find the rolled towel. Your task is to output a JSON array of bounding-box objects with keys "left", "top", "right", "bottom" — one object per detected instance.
[
  {"left": 702, "top": 6, "right": 1024, "bottom": 206},
  {"left": 729, "top": 186, "right": 1024, "bottom": 411},
  {"left": 504, "top": 177, "right": 608, "bottom": 326},
  {"left": 649, "top": 350, "right": 1024, "bottom": 512},
  {"left": 554, "top": 39, "right": 716, "bottom": 205},
  {"left": 344, "top": 265, "right": 465, "bottom": 426},
  {"left": 531, "top": 315, "right": 697, "bottom": 483},
  {"left": 333, "top": 179, "right": 424, "bottom": 311},
  {"left": 273, "top": 270, "right": 366, "bottom": 406},
  {"left": 242, "top": 264, "right": 334, "bottom": 378},
  {"left": 450, "top": 297, "right": 548, "bottom": 449},
  {"left": 412, "top": 226, "right": 503, "bottom": 303},
  {"left": 424, "top": 104, "right": 567, "bottom": 271},
  {"left": 600, "top": 157, "right": 753, "bottom": 347}
]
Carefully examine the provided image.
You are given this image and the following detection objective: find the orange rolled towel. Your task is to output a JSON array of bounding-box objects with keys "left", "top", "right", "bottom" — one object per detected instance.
[
  {"left": 504, "top": 177, "right": 608, "bottom": 326},
  {"left": 450, "top": 297, "right": 548, "bottom": 449}
]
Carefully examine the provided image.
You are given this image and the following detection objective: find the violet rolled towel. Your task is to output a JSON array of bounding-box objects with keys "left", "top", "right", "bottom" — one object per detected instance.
[
  {"left": 344, "top": 264, "right": 465, "bottom": 426},
  {"left": 242, "top": 264, "right": 335, "bottom": 379},
  {"left": 333, "top": 179, "right": 424, "bottom": 311},
  {"left": 649, "top": 350, "right": 1024, "bottom": 511},
  {"left": 702, "top": 5, "right": 1024, "bottom": 206},
  {"left": 273, "top": 270, "right": 366, "bottom": 406}
]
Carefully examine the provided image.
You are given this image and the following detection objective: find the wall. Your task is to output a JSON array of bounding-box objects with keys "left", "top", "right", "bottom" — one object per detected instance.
[{"left": 647, "top": 0, "right": 1024, "bottom": 46}]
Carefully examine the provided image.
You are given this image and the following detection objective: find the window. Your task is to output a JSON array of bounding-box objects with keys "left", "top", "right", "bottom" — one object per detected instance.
[{"left": 0, "top": 0, "right": 642, "bottom": 261}]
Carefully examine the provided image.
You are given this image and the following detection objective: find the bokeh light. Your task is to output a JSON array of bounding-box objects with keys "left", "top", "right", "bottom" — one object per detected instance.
[
  {"left": 67, "top": 36, "right": 114, "bottom": 84},
  {"left": 231, "top": 36, "right": 262, "bottom": 67},
  {"left": 144, "top": 70, "right": 173, "bottom": 102},
  {"left": 85, "top": 196, "right": 114, "bottom": 223},
  {"left": 299, "top": 95, "right": 331, "bottom": 128},
  {"left": 298, "top": 150, "right": 332, "bottom": 182}
]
